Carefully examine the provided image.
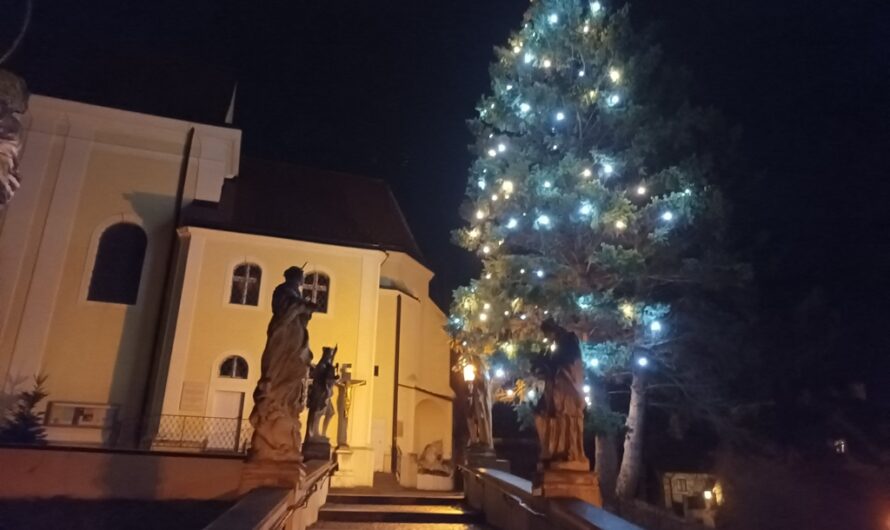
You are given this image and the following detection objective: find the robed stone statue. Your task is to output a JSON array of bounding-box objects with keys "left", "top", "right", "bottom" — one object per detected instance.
[
  {"left": 247, "top": 266, "right": 315, "bottom": 463},
  {"left": 533, "top": 319, "right": 589, "bottom": 470},
  {"left": 303, "top": 345, "right": 338, "bottom": 460}
]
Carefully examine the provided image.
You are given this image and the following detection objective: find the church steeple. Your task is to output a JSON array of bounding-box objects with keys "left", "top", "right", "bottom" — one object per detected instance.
[{"left": 224, "top": 83, "right": 237, "bottom": 125}]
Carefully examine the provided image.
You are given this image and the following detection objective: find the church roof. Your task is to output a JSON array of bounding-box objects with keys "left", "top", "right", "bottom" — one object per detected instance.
[{"left": 185, "top": 159, "right": 425, "bottom": 262}]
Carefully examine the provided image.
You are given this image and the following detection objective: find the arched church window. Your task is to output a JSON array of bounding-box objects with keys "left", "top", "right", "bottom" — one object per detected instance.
[
  {"left": 303, "top": 272, "right": 330, "bottom": 313},
  {"left": 230, "top": 262, "right": 261, "bottom": 306},
  {"left": 87, "top": 222, "right": 147, "bottom": 305},
  {"left": 219, "top": 356, "right": 248, "bottom": 379}
]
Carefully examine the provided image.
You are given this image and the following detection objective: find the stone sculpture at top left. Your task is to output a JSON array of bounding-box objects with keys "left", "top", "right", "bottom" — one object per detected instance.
[{"left": 0, "top": 70, "right": 28, "bottom": 208}]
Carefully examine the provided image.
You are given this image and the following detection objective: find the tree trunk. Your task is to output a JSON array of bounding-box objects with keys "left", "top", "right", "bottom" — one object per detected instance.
[
  {"left": 616, "top": 370, "right": 646, "bottom": 500},
  {"left": 591, "top": 376, "right": 619, "bottom": 506}
]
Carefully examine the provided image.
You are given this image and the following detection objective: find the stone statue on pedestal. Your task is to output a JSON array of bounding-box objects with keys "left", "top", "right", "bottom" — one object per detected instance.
[
  {"left": 303, "top": 345, "right": 338, "bottom": 460},
  {"left": 466, "top": 358, "right": 493, "bottom": 449},
  {"left": 531, "top": 319, "right": 602, "bottom": 506},
  {"left": 334, "top": 364, "right": 365, "bottom": 448},
  {"left": 246, "top": 266, "right": 315, "bottom": 464},
  {"left": 0, "top": 70, "right": 28, "bottom": 208}
]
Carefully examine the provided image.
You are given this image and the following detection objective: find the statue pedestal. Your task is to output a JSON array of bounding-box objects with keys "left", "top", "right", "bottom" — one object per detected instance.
[
  {"left": 533, "top": 464, "right": 602, "bottom": 507},
  {"left": 465, "top": 444, "right": 510, "bottom": 472},
  {"left": 239, "top": 460, "right": 305, "bottom": 494},
  {"left": 331, "top": 447, "right": 355, "bottom": 488},
  {"left": 303, "top": 437, "right": 332, "bottom": 462}
]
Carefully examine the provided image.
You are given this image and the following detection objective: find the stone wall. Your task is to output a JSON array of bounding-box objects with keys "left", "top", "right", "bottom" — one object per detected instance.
[{"left": 0, "top": 445, "right": 244, "bottom": 500}]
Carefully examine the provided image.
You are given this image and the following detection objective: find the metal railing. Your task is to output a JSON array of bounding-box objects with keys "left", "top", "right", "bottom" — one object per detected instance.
[{"left": 143, "top": 414, "right": 253, "bottom": 453}]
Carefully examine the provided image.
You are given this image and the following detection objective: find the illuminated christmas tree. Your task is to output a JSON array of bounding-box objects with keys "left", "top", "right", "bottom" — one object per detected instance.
[{"left": 449, "top": 0, "right": 738, "bottom": 501}]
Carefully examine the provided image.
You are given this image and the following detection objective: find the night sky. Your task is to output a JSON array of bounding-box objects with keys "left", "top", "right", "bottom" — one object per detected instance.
[{"left": 5, "top": 1, "right": 890, "bottom": 381}]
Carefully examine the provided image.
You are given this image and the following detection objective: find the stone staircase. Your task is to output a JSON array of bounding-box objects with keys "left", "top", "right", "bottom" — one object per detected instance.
[{"left": 311, "top": 492, "right": 489, "bottom": 529}]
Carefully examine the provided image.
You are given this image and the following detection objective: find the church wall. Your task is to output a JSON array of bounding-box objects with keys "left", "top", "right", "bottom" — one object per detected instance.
[
  {"left": 163, "top": 228, "right": 380, "bottom": 421},
  {"left": 160, "top": 228, "right": 384, "bottom": 486},
  {"left": 372, "top": 290, "right": 398, "bottom": 472},
  {"left": 0, "top": 96, "right": 241, "bottom": 445}
]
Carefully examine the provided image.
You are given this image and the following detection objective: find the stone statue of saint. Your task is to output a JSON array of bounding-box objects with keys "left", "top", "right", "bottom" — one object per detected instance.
[
  {"left": 305, "top": 345, "right": 338, "bottom": 442},
  {"left": 0, "top": 70, "right": 28, "bottom": 208},
  {"left": 247, "top": 266, "right": 315, "bottom": 462},
  {"left": 533, "top": 319, "right": 590, "bottom": 470},
  {"left": 334, "top": 364, "right": 365, "bottom": 448},
  {"left": 466, "top": 358, "right": 493, "bottom": 449}
]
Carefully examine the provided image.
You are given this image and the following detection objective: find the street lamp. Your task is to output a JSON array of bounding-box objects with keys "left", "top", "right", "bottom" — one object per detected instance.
[{"left": 463, "top": 364, "right": 477, "bottom": 383}]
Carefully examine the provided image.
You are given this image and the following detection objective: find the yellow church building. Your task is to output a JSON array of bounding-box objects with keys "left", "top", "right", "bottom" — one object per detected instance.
[{"left": 0, "top": 94, "right": 453, "bottom": 488}]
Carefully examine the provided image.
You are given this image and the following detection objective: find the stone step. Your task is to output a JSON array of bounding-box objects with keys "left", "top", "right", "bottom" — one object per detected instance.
[
  {"left": 318, "top": 503, "right": 483, "bottom": 524},
  {"left": 312, "top": 523, "right": 490, "bottom": 530},
  {"left": 327, "top": 493, "right": 464, "bottom": 506}
]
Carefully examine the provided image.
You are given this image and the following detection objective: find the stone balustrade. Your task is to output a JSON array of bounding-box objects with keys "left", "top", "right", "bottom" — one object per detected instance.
[
  {"left": 204, "top": 460, "right": 337, "bottom": 530},
  {"left": 460, "top": 465, "right": 645, "bottom": 530}
]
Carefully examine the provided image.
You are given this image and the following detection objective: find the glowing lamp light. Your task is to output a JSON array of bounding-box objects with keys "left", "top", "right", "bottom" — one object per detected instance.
[
  {"left": 609, "top": 68, "right": 621, "bottom": 83},
  {"left": 504, "top": 311, "right": 510, "bottom": 316},
  {"left": 579, "top": 202, "right": 594, "bottom": 216},
  {"left": 703, "top": 491, "right": 714, "bottom": 501},
  {"left": 607, "top": 94, "right": 621, "bottom": 107},
  {"left": 548, "top": 13, "right": 559, "bottom": 24},
  {"left": 524, "top": 52, "right": 535, "bottom": 64},
  {"left": 615, "top": 220, "right": 627, "bottom": 230},
  {"left": 542, "top": 59, "right": 552, "bottom": 68},
  {"left": 556, "top": 111, "right": 566, "bottom": 121},
  {"left": 463, "top": 364, "right": 477, "bottom": 382},
  {"left": 506, "top": 84, "right": 513, "bottom": 91},
  {"left": 536, "top": 214, "right": 551, "bottom": 227},
  {"left": 581, "top": 168, "right": 593, "bottom": 178},
  {"left": 662, "top": 211, "right": 674, "bottom": 221},
  {"left": 485, "top": 273, "right": 492, "bottom": 279},
  {"left": 543, "top": 180, "right": 552, "bottom": 189},
  {"left": 650, "top": 320, "right": 663, "bottom": 333},
  {"left": 590, "top": 358, "right": 600, "bottom": 368},
  {"left": 506, "top": 217, "right": 519, "bottom": 229},
  {"left": 477, "top": 178, "right": 486, "bottom": 190},
  {"left": 513, "top": 45, "right": 522, "bottom": 54},
  {"left": 487, "top": 148, "right": 497, "bottom": 157},
  {"left": 520, "top": 314, "right": 527, "bottom": 320},
  {"left": 578, "top": 70, "right": 585, "bottom": 77},
  {"left": 636, "top": 185, "right": 647, "bottom": 195},
  {"left": 520, "top": 268, "right": 526, "bottom": 274},
  {"left": 520, "top": 102, "right": 531, "bottom": 113},
  {"left": 506, "top": 389, "right": 515, "bottom": 397},
  {"left": 501, "top": 180, "right": 514, "bottom": 193},
  {"left": 585, "top": 396, "right": 592, "bottom": 406},
  {"left": 591, "top": 1, "right": 602, "bottom": 13},
  {"left": 550, "top": 343, "right": 558, "bottom": 352},
  {"left": 468, "top": 228, "right": 480, "bottom": 239},
  {"left": 482, "top": 245, "right": 491, "bottom": 254},
  {"left": 603, "top": 163, "right": 614, "bottom": 175},
  {"left": 483, "top": 303, "right": 491, "bottom": 310},
  {"left": 582, "top": 24, "right": 590, "bottom": 34},
  {"left": 475, "top": 209, "right": 485, "bottom": 220},
  {"left": 620, "top": 303, "right": 635, "bottom": 318},
  {"left": 684, "top": 188, "right": 692, "bottom": 195},
  {"left": 491, "top": 194, "right": 499, "bottom": 202},
  {"left": 637, "top": 357, "right": 649, "bottom": 367},
  {"left": 527, "top": 389, "right": 536, "bottom": 399},
  {"left": 583, "top": 385, "right": 591, "bottom": 394},
  {"left": 479, "top": 313, "right": 488, "bottom": 322},
  {"left": 497, "top": 143, "right": 507, "bottom": 153},
  {"left": 494, "top": 367, "right": 506, "bottom": 378},
  {"left": 536, "top": 269, "right": 545, "bottom": 278}
]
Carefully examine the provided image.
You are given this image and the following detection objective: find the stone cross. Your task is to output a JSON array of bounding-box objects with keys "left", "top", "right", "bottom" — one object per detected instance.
[{"left": 334, "top": 364, "right": 365, "bottom": 448}]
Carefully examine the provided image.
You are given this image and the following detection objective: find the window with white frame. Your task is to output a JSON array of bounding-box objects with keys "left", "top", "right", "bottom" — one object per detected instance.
[
  {"left": 219, "top": 355, "right": 249, "bottom": 379},
  {"left": 230, "top": 262, "right": 261, "bottom": 306},
  {"left": 302, "top": 272, "right": 330, "bottom": 313}
]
